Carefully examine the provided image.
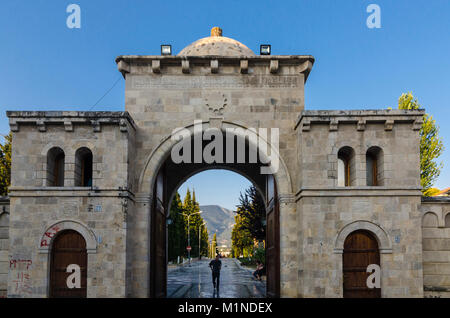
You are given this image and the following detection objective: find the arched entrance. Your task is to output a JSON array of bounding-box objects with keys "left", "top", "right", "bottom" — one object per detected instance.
[
  {"left": 143, "top": 122, "right": 285, "bottom": 298},
  {"left": 49, "top": 230, "right": 87, "bottom": 298},
  {"left": 343, "top": 230, "right": 380, "bottom": 298}
]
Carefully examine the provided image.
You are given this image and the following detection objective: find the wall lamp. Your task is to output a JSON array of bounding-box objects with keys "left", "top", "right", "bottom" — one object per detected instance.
[
  {"left": 260, "top": 44, "right": 271, "bottom": 55},
  {"left": 161, "top": 44, "right": 172, "bottom": 56}
]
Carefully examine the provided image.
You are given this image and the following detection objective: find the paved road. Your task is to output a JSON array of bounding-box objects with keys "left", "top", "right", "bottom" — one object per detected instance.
[{"left": 167, "top": 258, "right": 266, "bottom": 298}]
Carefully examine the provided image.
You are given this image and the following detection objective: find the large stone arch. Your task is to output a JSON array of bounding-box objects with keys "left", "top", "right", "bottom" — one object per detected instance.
[
  {"left": 133, "top": 120, "right": 296, "bottom": 297},
  {"left": 38, "top": 219, "right": 97, "bottom": 254},
  {"left": 165, "top": 165, "right": 267, "bottom": 218},
  {"left": 334, "top": 220, "right": 392, "bottom": 254},
  {"left": 138, "top": 120, "right": 293, "bottom": 199}
]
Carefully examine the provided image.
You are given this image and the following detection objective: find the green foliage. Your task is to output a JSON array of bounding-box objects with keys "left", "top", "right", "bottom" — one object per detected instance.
[
  {"left": 235, "top": 186, "right": 266, "bottom": 240},
  {"left": 167, "top": 193, "right": 186, "bottom": 262},
  {"left": 231, "top": 212, "right": 254, "bottom": 257},
  {"left": 424, "top": 187, "right": 440, "bottom": 197},
  {"left": 0, "top": 132, "right": 12, "bottom": 196},
  {"left": 168, "top": 188, "right": 209, "bottom": 262},
  {"left": 253, "top": 247, "right": 265, "bottom": 265},
  {"left": 211, "top": 233, "right": 217, "bottom": 257},
  {"left": 397, "top": 92, "right": 444, "bottom": 194},
  {"left": 231, "top": 185, "right": 267, "bottom": 259},
  {"left": 237, "top": 257, "right": 256, "bottom": 267}
]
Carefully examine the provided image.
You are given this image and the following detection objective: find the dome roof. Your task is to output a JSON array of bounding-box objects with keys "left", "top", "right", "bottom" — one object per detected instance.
[{"left": 177, "top": 27, "right": 255, "bottom": 57}]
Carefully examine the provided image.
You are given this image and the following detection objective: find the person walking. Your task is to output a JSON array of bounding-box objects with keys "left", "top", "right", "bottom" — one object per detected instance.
[{"left": 209, "top": 254, "right": 222, "bottom": 291}]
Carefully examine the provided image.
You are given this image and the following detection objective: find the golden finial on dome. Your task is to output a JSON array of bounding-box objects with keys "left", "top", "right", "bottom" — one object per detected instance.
[{"left": 211, "top": 27, "right": 222, "bottom": 37}]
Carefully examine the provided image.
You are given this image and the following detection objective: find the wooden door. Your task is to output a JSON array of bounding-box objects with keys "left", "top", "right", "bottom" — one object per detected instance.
[
  {"left": 343, "top": 230, "right": 380, "bottom": 298},
  {"left": 150, "top": 168, "right": 166, "bottom": 298},
  {"left": 49, "top": 230, "right": 87, "bottom": 298},
  {"left": 265, "top": 174, "right": 280, "bottom": 298}
]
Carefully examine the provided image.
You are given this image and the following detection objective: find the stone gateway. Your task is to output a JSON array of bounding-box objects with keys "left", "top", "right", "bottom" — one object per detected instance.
[{"left": 1, "top": 27, "right": 449, "bottom": 298}]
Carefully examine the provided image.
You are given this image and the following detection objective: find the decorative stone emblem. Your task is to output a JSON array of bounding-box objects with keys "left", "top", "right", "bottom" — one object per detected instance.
[{"left": 203, "top": 91, "right": 228, "bottom": 115}]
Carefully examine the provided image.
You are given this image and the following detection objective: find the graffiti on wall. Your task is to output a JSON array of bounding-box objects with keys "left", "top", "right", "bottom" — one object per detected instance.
[
  {"left": 10, "top": 259, "right": 32, "bottom": 295},
  {"left": 40, "top": 225, "right": 61, "bottom": 247}
]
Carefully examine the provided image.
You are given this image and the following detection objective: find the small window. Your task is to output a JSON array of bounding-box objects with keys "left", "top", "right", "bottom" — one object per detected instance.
[
  {"left": 445, "top": 213, "right": 450, "bottom": 228},
  {"left": 338, "top": 146, "right": 355, "bottom": 187},
  {"left": 366, "top": 146, "right": 383, "bottom": 186},
  {"left": 75, "top": 147, "right": 93, "bottom": 187},
  {"left": 47, "top": 147, "right": 65, "bottom": 186},
  {"left": 423, "top": 212, "right": 438, "bottom": 228}
]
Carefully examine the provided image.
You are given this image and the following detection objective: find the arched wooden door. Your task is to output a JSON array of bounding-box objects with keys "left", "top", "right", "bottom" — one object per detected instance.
[
  {"left": 343, "top": 230, "right": 380, "bottom": 298},
  {"left": 49, "top": 230, "right": 87, "bottom": 298}
]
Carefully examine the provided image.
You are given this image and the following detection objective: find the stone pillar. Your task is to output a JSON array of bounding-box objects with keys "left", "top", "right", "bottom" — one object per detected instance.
[
  {"left": 279, "top": 195, "right": 297, "bottom": 297},
  {"left": 128, "top": 194, "right": 151, "bottom": 297}
]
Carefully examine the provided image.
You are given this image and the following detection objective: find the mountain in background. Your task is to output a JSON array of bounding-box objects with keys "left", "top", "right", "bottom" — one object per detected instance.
[{"left": 200, "top": 205, "right": 235, "bottom": 247}]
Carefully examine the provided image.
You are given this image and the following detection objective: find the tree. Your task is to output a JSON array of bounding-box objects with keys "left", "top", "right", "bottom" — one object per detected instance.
[
  {"left": 200, "top": 225, "right": 209, "bottom": 257},
  {"left": 212, "top": 233, "right": 217, "bottom": 257},
  {"left": 397, "top": 93, "right": 444, "bottom": 195},
  {"left": 181, "top": 188, "right": 209, "bottom": 258},
  {"left": 235, "top": 186, "right": 266, "bottom": 241},
  {"left": 0, "top": 132, "right": 11, "bottom": 196},
  {"left": 231, "top": 213, "right": 253, "bottom": 257},
  {"left": 168, "top": 189, "right": 210, "bottom": 261},
  {"left": 167, "top": 192, "right": 186, "bottom": 262}
]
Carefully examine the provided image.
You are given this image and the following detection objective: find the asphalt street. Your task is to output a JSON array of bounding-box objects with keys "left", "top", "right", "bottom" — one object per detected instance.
[{"left": 167, "top": 258, "right": 266, "bottom": 298}]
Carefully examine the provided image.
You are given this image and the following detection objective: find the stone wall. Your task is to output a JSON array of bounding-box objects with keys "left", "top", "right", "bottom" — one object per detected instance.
[
  {"left": 118, "top": 55, "right": 312, "bottom": 297},
  {"left": 296, "top": 110, "right": 425, "bottom": 297},
  {"left": 1, "top": 53, "right": 440, "bottom": 299},
  {"left": 421, "top": 198, "right": 450, "bottom": 297},
  {"left": 6, "top": 112, "right": 135, "bottom": 297}
]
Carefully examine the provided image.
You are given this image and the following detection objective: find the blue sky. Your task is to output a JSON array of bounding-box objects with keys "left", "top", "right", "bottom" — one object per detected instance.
[
  {"left": 0, "top": 0, "right": 449, "bottom": 208},
  {"left": 178, "top": 170, "right": 252, "bottom": 211}
]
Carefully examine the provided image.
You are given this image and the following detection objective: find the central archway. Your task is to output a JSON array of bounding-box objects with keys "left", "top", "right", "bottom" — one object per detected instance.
[{"left": 140, "top": 121, "right": 292, "bottom": 298}]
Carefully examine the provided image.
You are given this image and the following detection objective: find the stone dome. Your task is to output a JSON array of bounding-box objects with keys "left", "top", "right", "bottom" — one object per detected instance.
[{"left": 178, "top": 27, "right": 255, "bottom": 57}]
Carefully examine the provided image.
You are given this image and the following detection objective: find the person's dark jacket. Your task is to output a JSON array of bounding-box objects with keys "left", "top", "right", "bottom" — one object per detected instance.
[{"left": 209, "top": 259, "right": 222, "bottom": 273}]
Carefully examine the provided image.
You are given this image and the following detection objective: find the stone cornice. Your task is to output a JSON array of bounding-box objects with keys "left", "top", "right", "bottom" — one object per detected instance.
[
  {"left": 8, "top": 187, "right": 136, "bottom": 201},
  {"left": 296, "top": 186, "right": 423, "bottom": 201},
  {"left": 295, "top": 109, "right": 425, "bottom": 131},
  {"left": 421, "top": 196, "right": 450, "bottom": 203},
  {"left": 115, "top": 55, "right": 315, "bottom": 81},
  {"left": 6, "top": 111, "right": 137, "bottom": 133}
]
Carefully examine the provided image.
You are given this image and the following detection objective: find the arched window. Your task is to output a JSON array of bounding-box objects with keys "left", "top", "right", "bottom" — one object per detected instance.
[
  {"left": 75, "top": 147, "right": 93, "bottom": 187},
  {"left": 444, "top": 213, "right": 450, "bottom": 228},
  {"left": 47, "top": 147, "right": 65, "bottom": 186},
  {"left": 343, "top": 230, "right": 380, "bottom": 298},
  {"left": 337, "top": 146, "right": 355, "bottom": 186},
  {"left": 366, "top": 146, "right": 383, "bottom": 186},
  {"left": 49, "top": 230, "right": 87, "bottom": 298},
  {"left": 422, "top": 212, "right": 438, "bottom": 228}
]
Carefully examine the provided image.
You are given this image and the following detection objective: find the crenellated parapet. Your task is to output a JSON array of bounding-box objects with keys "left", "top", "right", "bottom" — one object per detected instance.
[
  {"left": 295, "top": 109, "right": 424, "bottom": 132},
  {"left": 115, "top": 55, "right": 314, "bottom": 81},
  {"left": 7, "top": 111, "right": 137, "bottom": 133}
]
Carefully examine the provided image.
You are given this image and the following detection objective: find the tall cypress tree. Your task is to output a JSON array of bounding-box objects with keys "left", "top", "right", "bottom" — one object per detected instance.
[
  {"left": 190, "top": 189, "right": 202, "bottom": 258},
  {"left": 397, "top": 92, "right": 444, "bottom": 195},
  {"left": 179, "top": 188, "right": 210, "bottom": 259},
  {"left": 167, "top": 192, "right": 186, "bottom": 262},
  {"left": 201, "top": 226, "right": 209, "bottom": 258}
]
